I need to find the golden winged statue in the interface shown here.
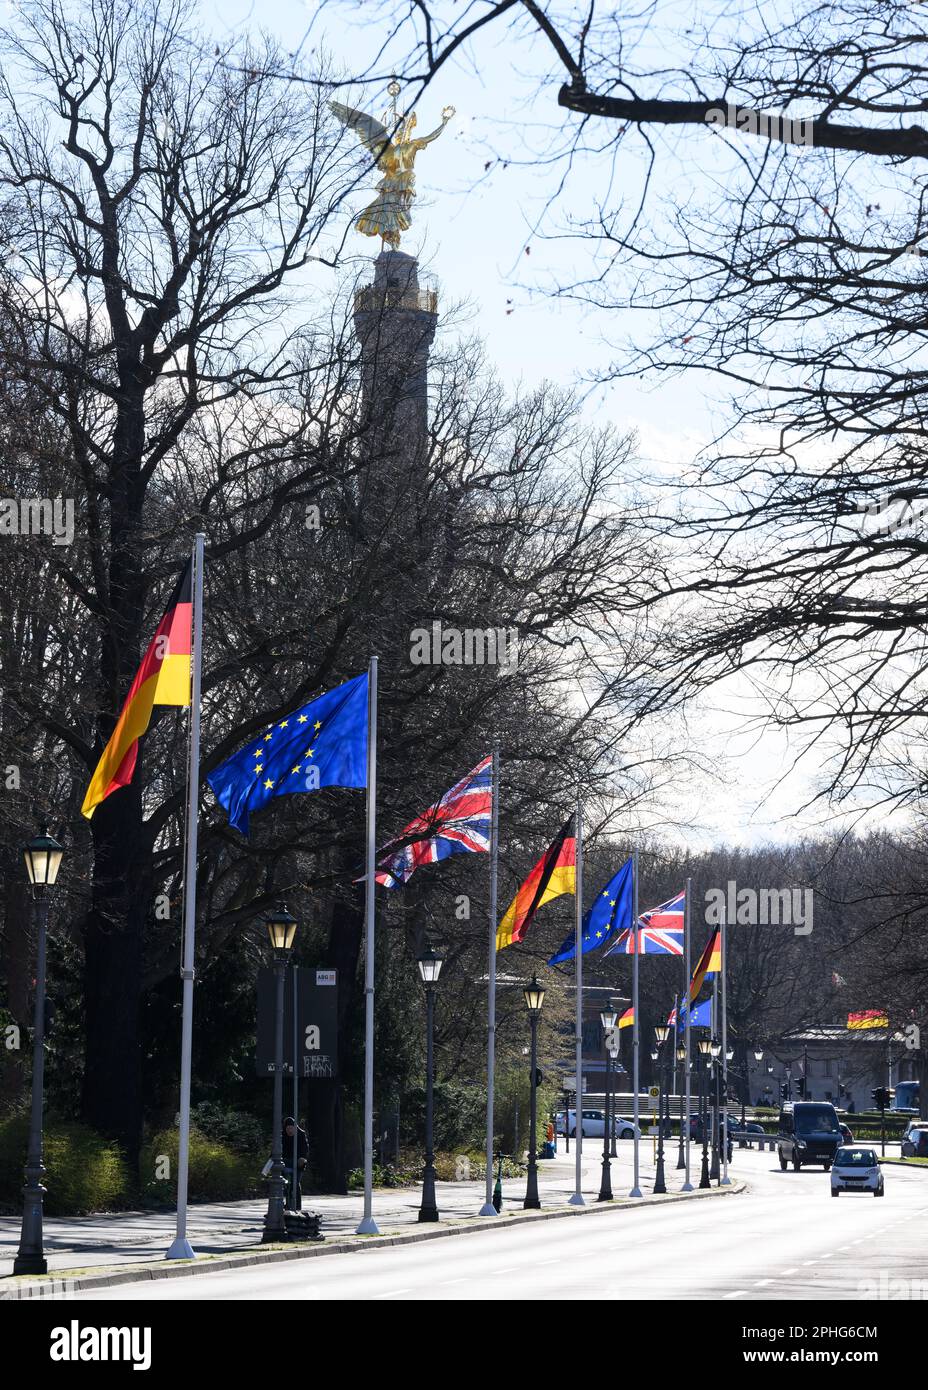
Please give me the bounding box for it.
[330,84,455,249]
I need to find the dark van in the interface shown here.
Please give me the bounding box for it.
[777,1102,842,1171]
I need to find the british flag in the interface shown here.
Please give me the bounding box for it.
[375,756,492,888]
[606,889,685,955]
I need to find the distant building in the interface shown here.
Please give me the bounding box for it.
[744,1025,917,1113]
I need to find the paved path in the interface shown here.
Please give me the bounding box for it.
[72,1146,928,1301]
[0,1137,667,1276]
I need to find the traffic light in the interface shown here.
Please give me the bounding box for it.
[535,1068,544,1088]
[780,1081,789,1100]
[872,1086,890,1110]
[794,1077,806,1098]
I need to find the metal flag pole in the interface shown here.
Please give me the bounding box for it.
[720,913,731,1185]
[167,532,205,1261]
[682,875,694,1190]
[356,655,380,1235]
[569,798,585,1205]
[630,847,642,1197]
[479,744,500,1216]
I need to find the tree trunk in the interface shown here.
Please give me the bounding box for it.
[80,778,150,1167]
[305,839,365,1193]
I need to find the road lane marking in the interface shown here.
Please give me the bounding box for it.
[754,1279,773,1286]
[724,1290,748,1299]
[439,1279,467,1286]
[373,1289,411,1299]
[780,1268,797,1276]
[490,1267,520,1275]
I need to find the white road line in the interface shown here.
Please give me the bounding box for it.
[490,1267,520,1275]
[802,1259,818,1265]
[754,1279,773,1286]
[372,1289,412,1299]
[724,1290,748,1299]
[780,1268,798,1276]
[439,1279,467,1286]
[538,1260,559,1266]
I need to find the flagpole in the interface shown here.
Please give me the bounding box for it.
[479,744,500,1216]
[720,912,731,1184]
[682,876,694,1189]
[629,846,642,1197]
[356,655,380,1235]
[166,533,204,1261]
[569,797,585,1205]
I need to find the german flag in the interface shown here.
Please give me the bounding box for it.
[618,1006,634,1030]
[847,1010,888,1030]
[81,562,193,818]
[688,927,721,1003]
[496,815,576,951]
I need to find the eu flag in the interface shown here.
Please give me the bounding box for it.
[207,673,368,835]
[547,858,634,965]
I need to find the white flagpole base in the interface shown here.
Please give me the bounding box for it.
[681,1181,695,1192]
[165,1237,196,1261]
[721,1176,733,1185]
[568,1192,585,1206]
[478,1202,498,1216]
[355,1217,380,1235]
[628,1186,643,1198]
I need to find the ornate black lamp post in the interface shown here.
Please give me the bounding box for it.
[522,974,546,1209]
[262,903,298,1243]
[417,942,445,1222]
[597,998,618,1201]
[742,1047,763,1127]
[709,1034,722,1181]
[13,825,63,1276]
[653,1024,671,1194]
[676,1043,687,1170]
[697,1037,712,1189]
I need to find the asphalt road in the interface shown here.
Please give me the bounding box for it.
[73,1146,928,1301]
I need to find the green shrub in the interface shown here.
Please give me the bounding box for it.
[140,1127,263,1204]
[0,1113,129,1215]
[189,1102,266,1156]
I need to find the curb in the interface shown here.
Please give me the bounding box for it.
[0,1181,744,1299]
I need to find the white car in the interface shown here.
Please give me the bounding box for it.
[830,1145,885,1197]
[557,1109,641,1140]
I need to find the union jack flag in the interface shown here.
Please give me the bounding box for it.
[375,756,492,888]
[606,889,685,955]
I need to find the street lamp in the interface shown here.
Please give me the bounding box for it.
[597,997,618,1201]
[523,974,545,1210]
[600,997,619,1165]
[676,1044,687,1170]
[262,903,297,1244]
[709,1035,722,1180]
[14,824,63,1276]
[697,1037,712,1189]
[418,943,445,1222]
[653,1024,671,1195]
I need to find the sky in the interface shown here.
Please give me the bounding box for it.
[190,0,911,850]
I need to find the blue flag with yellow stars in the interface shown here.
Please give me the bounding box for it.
[207,673,368,835]
[547,858,634,965]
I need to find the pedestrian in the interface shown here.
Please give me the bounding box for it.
[282,1116,308,1208]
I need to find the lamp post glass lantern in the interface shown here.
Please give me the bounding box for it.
[14,824,64,1276]
[697,1038,711,1189]
[418,942,445,1223]
[523,975,545,1210]
[653,1025,671,1195]
[262,904,297,1244]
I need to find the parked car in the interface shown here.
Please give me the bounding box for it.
[777,1101,842,1170]
[901,1121,928,1158]
[831,1146,884,1197]
[556,1109,640,1139]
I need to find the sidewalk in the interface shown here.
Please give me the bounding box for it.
[0,1139,734,1292]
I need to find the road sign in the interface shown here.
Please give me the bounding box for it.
[648,1085,659,1111]
[256,966,338,1078]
